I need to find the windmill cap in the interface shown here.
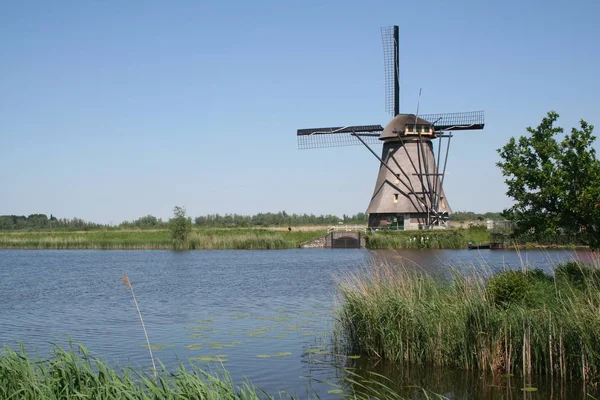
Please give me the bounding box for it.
[379,114,433,140]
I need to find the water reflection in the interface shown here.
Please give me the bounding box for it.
[368,249,581,278]
[344,357,595,399]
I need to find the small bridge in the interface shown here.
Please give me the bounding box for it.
[326,226,366,249]
[299,226,366,249]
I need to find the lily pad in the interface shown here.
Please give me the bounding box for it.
[188,333,210,339]
[305,348,329,355]
[185,326,212,331]
[257,352,292,358]
[222,341,242,347]
[138,344,174,351]
[190,355,228,363]
[245,332,268,338]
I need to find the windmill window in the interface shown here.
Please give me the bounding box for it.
[393,194,399,203]
[408,126,415,132]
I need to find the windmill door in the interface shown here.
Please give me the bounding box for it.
[391,216,404,231]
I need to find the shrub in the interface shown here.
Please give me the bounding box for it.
[168,206,192,248]
[554,261,600,290]
[486,270,530,307]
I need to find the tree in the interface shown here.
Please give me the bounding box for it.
[497,111,600,246]
[169,206,192,248]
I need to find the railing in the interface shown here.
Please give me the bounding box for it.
[327,225,367,233]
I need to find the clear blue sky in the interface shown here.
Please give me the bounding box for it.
[1,0,599,224]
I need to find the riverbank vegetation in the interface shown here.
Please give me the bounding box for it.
[365,226,490,249]
[0,226,493,250]
[0,229,326,250]
[0,344,436,400]
[0,345,292,399]
[336,259,600,382]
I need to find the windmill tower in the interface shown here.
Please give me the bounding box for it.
[297,26,485,230]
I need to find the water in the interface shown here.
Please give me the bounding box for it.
[0,249,591,398]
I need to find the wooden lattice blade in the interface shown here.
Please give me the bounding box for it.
[297,125,383,150]
[420,111,485,131]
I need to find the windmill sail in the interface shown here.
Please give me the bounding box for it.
[297,125,383,149]
[381,26,399,116]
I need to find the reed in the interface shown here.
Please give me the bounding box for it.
[335,258,600,382]
[0,229,326,250]
[0,344,286,400]
[0,344,438,399]
[121,273,157,380]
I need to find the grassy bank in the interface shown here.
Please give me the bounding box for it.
[0,229,326,250]
[0,344,434,400]
[365,227,490,249]
[336,259,600,382]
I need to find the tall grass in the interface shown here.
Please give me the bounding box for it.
[187,229,327,250]
[336,257,600,382]
[0,229,326,250]
[365,230,468,249]
[0,344,442,399]
[0,344,290,400]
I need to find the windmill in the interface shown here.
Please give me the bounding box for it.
[297,26,485,230]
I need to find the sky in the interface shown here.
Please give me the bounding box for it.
[1,0,599,224]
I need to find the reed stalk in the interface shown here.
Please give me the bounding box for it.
[121,273,157,380]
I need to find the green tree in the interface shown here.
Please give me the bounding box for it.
[169,206,192,248]
[497,111,600,246]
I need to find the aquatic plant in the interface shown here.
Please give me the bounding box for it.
[335,258,600,382]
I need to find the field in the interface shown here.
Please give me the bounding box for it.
[0,225,579,250]
[0,228,327,250]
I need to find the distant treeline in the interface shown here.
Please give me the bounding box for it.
[0,212,369,231]
[193,212,368,227]
[0,214,107,231]
[0,210,503,231]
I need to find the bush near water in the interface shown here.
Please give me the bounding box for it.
[336,260,600,382]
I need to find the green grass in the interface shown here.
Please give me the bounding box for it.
[365,227,490,249]
[0,344,290,399]
[0,344,442,399]
[0,229,326,250]
[335,258,600,382]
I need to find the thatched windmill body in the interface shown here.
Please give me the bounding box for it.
[297,26,484,230]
